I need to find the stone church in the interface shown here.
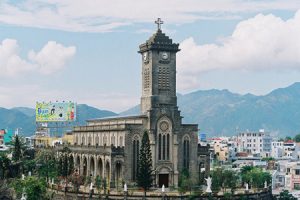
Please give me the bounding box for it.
[68,19,210,188]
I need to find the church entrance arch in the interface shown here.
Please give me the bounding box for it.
[157,167,171,188]
[105,162,110,185]
[98,158,103,177]
[90,157,95,176]
[159,174,169,188]
[83,157,87,176]
[115,161,122,188]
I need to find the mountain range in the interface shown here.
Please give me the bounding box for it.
[121,82,300,137]
[1,83,300,137]
[0,104,117,136]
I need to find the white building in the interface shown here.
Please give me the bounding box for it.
[237,129,272,157]
[271,141,284,158]
[283,140,296,158]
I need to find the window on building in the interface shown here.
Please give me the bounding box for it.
[103,136,107,146]
[75,136,78,144]
[287,168,290,173]
[132,136,140,180]
[296,169,300,175]
[88,136,92,145]
[294,183,300,190]
[95,135,99,146]
[158,133,170,161]
[119,136,123,147]
[183,136,190,169]
[111,135,115,146]
[82,136,85,145]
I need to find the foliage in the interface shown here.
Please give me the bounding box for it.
[35,150,58,180]
[95,175,102,198]
[210,168,239,194]
[261,157,275,161]
[68,172,84,193]
[241,167,271,189]
[294,134,300,142]
[0,180,13,199]
[210,168,223,193]
[11,176,48,200]
[178,169,192,194]
[284,136,292,142]
[12,135,22,162]
[57,147,73,178]
[0,153,11,179]
[278,190,297,200]
[223,169,239,193]
[137,131,153,195]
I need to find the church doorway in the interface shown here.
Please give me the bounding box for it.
[159,174,169,188]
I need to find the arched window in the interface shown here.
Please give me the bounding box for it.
[103,136,107,146]
[95,135,99,146]
[183,136,190,169]
[82,136,85,145]
[111,135,115,146]
[88,136,92,145]
[132,136,140,180]
[163,135,166,160]
[167,134,170,160]
[158,134,162,160]
[119,136,123,147]
[158,120,171,161]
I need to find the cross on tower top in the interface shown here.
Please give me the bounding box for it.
[155,18,164,30]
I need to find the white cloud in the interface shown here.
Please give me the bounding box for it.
[0,0,300,32]
[177,10,300,91]
[0,39,35,76]
[0,39,76,76]
[28,41,76,74]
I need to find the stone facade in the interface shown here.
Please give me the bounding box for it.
[66,22,210,188]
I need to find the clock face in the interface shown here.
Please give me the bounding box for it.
[161,52,169,60]
[143,52,148,62]
[160,121,169,131]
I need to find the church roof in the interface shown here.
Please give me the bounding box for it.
[139,29,180,53]
[86,114,147,122]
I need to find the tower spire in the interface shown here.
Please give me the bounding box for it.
[155,18,164,31]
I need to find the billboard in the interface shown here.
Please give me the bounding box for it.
[36,102,76,122]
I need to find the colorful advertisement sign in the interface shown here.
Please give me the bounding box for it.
[36,102,76,122]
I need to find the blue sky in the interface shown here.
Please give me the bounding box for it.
[1,0,300,112]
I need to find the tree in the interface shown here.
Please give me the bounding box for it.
[0,153,11,179]
[137,131,153,198]
[95,175,102,199]
[210,168,223,194]
[294,134,300,142]
[57,147,73,178]
[278,190,297,200]
[223,169,239,194]
[35,150,58,181]
[178,169,191,195]
[12,135,22,162]
[241,167,271,190]
[285,136,292,142]
[0,180,13,199]
[11,176,48,200]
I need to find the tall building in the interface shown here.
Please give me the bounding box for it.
[237,129,272,156]
[62,19,210,188]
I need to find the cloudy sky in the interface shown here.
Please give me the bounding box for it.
[1,0,300,112]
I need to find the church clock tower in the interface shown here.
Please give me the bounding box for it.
[139,18,180,114]
[138,18,188,188]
